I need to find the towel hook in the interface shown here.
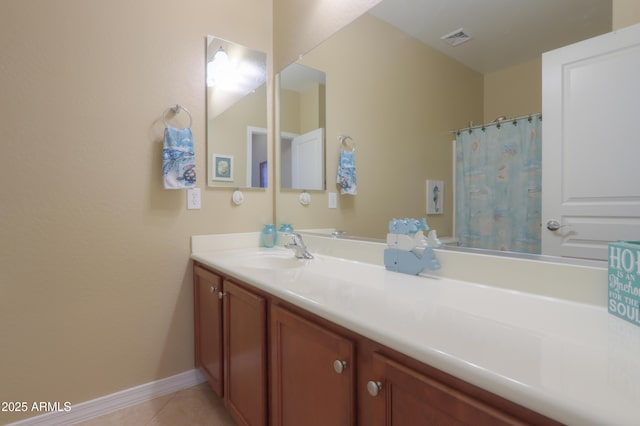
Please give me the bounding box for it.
[162,104,193,129]
[338,134,355,151]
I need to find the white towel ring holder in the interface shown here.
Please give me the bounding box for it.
[339,135,355,151]
[163,104,193,129]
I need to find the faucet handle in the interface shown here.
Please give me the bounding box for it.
[284,233,314,259]
[288,232,304,246]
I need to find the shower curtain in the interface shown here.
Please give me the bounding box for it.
[455,115,542,254]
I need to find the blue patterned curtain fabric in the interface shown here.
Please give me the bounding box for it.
[455,116,542,254]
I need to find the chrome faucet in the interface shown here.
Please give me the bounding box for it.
[285,233,314,259]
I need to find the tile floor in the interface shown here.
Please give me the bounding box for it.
[75,383,236,426]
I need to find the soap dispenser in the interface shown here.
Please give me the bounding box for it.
[261,224,277,248]
[279,223,293,233]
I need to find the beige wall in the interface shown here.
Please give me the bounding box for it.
[280,84,325,135]
[208,84,268,187]
[0,0,271,422]
[613,0,640,30]
[483,57,542,123]
[483,0,640,123]
[277,13,483,239]
[300,84,326,132]
[280,89,302,134]
[273,0,381,71]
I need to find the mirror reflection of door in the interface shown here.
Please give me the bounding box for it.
[279,63,326,190]
[247,127,268,188]
[287,128,325,190]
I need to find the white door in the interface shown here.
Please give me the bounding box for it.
[542,23,640,260]
[291,128,324,190]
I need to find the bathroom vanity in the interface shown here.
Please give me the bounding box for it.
[191,233,640,425]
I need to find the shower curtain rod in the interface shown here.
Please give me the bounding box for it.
[451,113,541,135]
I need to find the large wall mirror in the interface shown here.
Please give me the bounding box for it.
[275,0,615,261]
[279,63,326,190]
[206,36,268,188]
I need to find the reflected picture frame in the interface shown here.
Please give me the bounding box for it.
[426,180,444,215]
[212,154,234,181]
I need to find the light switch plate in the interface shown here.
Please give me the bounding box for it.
[187,188,201,209]
[328,192,337,209]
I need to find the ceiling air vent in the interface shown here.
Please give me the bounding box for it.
[440,28,472,47]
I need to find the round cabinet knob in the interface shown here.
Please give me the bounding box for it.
[210,286,217,294]
[367,380,383,397]
[333,360,347,374]
[218,291,225,300]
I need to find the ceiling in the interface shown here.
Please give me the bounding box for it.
[280,63,326,92]
[369,0,612,73]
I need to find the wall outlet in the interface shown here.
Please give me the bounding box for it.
[328,192,337,209]
[187,188,201,209]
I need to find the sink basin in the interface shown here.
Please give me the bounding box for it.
[235,250,310,270]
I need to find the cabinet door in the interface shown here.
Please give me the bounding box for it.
[193,265,223,397]
[271,305,355,426]
[367,353,522,426]
[223,280,267,426]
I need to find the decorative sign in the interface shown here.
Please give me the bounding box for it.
[608,241,640,327]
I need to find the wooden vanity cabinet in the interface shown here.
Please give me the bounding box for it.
[270,305,355,426]
[194,264,268,426]
[193,265,223,396]
[270,306,559,426]
[195,262,560,426]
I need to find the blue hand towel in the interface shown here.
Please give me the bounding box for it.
[163,127,196,189]
[337,149,357,195]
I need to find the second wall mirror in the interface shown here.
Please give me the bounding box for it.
[206,35,268,188]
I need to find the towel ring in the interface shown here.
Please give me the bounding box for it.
[162,104,192,129]
[339,135,355,151]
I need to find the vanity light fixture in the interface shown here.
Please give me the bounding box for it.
[207,44,265,95]
[207,46,231,87]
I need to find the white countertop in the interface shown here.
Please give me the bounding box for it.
[191,235,640,426]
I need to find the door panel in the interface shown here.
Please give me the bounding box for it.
[542,23,640,260]
[292,127,325,190]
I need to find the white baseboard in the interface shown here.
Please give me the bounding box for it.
[7,369,207,426]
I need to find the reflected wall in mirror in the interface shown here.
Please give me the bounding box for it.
[275,0,617,260]
[279,63,326,190]
[206,35,268,188]
[277,9,483,238]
